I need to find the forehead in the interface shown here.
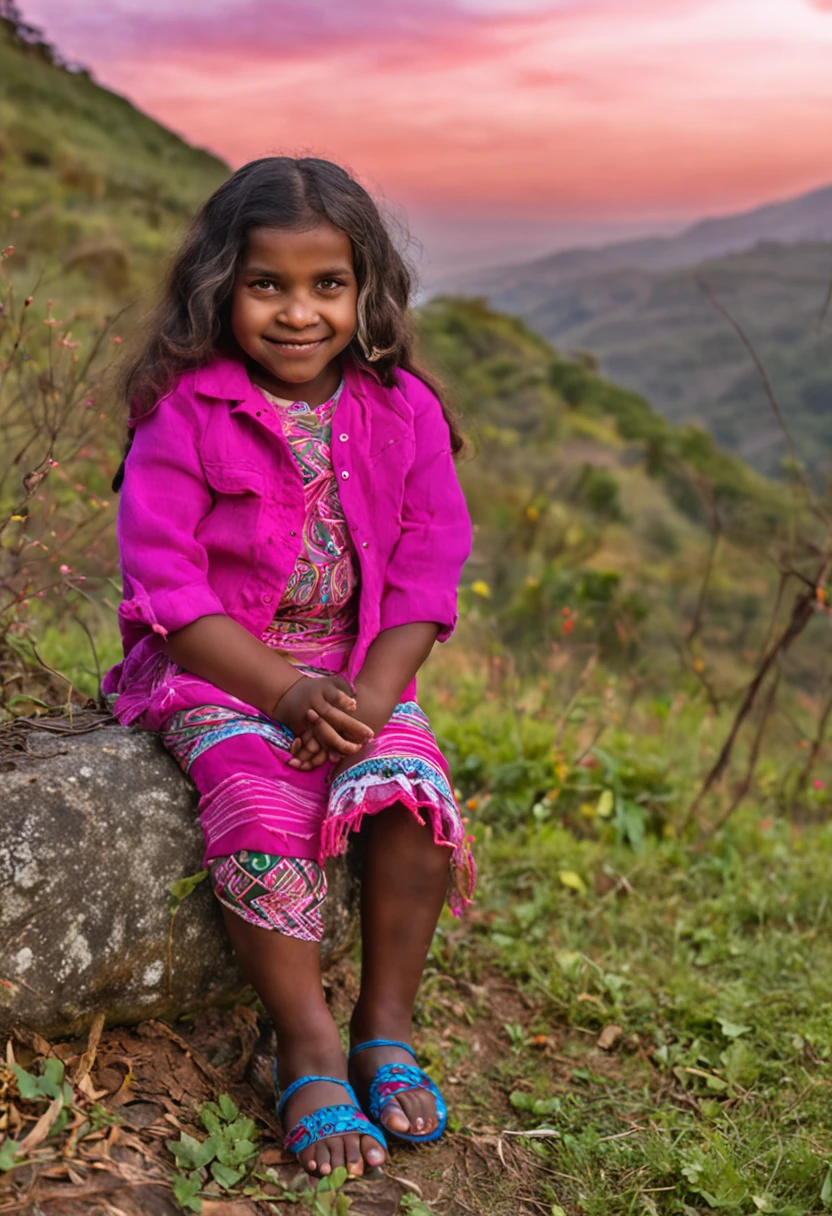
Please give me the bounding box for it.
[243,223,353,271]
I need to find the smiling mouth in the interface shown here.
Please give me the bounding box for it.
[263,336,327,351]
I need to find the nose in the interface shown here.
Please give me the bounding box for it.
[278,291,318,329]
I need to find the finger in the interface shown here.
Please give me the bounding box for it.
[295,734,324,763]
[312,718,364,755]
[330,675,357,698]
[313,703,374,742]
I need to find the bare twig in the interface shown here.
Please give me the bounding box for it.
[685,576,827,827]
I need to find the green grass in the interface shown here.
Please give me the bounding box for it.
[421,680,832,1216]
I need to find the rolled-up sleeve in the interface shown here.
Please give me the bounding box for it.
[117,390,226,638]
[378,376,472,641]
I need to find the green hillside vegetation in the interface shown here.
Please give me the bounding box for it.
[0,12,228,317]
[447,241,832,482]
[417,297,821,693]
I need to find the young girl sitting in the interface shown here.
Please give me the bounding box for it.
[103,156,473,1179]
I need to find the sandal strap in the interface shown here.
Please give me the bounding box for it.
[283,1102,387,1157]
[274,1070,357,1120]
[348,1038,417,1061]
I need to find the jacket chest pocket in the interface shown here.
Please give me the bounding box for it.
[202,462,265,497]
[198,462,265,560]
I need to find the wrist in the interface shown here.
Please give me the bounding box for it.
[270,670,306,720]
[353,681,399,734]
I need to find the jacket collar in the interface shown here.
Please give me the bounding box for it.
[193,348,382,403]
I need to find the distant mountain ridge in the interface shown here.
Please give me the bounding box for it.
[440,184,832,481]
[451,181,832,295]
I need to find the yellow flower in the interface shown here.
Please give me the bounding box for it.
[471,580,491,599]
[525,505,539,522]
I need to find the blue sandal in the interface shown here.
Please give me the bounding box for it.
[348,1039,448,1144]
[273,1064,388,1161]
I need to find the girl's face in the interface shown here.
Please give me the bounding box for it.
[231,222,359,402]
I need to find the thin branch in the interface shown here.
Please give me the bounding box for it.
[697,278,823,518]
[684,571,828,828]
[796,685,832,794]
[702,664,782,837]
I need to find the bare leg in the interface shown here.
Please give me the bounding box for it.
[349,805,451,1136]
[220,908,386,1175]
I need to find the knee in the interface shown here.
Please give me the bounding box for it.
[209,852,328,943]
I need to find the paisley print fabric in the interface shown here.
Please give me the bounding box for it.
[259,382,359,669]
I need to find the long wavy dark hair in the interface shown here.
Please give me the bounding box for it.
[113,157,462,489]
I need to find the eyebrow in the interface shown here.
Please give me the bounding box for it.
[241,265,353,278]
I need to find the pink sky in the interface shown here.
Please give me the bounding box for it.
[22,0,832,272]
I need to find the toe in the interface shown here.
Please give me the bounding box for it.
[344,1133,364,1177]
[381,1097,411,1134]
[300,1146,318,1175]
[398,1089,436,1136]
[316,1141,332,1177]
[328,1135,346,1173]
[361,1133,386,1169]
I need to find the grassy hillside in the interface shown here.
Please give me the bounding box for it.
[0,14,228,317]
[415,297,823,691]
[444,241,832,482]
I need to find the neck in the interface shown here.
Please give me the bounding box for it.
[246,356,343,409]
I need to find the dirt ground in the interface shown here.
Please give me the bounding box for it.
[0,958,558,1216]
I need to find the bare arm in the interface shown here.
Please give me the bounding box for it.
[166,614,303,717]
[166,615,373,759]
[353,621,440,732]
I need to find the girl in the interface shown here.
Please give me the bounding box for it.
[103,157,473,1179]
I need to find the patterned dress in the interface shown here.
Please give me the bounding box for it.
[159,383,473,942]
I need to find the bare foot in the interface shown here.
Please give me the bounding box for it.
[277,1025,387,1177]
[348,1033,439,1139]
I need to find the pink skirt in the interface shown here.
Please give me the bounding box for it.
[160,692,475,915]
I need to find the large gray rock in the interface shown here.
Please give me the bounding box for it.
[0,721,357,1037]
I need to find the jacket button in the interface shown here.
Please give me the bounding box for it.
[339,433,348,442]
[290,530,297,537]
[262,594,273,604]
[362,541,369,548]
[341,470,349,480]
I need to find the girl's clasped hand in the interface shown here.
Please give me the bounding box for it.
[275,674,373,769]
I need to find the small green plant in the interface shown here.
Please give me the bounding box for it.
[12,1056,74,1106]
[504,1022,526,1052]
[399,1193,439,1215]
[252,1166,354,1214]
[167,1093,259,1212]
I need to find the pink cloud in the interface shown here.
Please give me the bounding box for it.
[19,0,832,236]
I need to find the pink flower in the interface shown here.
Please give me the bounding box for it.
[59,564,71,574]
[813,780,825,791]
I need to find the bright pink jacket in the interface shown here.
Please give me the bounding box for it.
[102,352,471,726]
